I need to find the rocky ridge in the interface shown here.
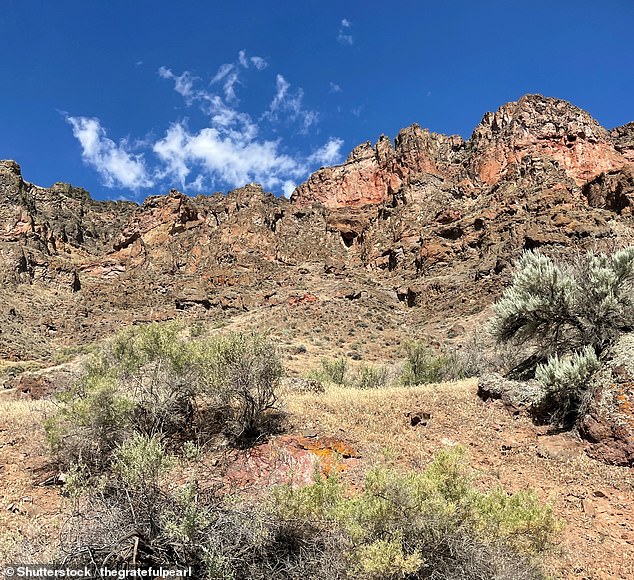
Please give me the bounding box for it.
[292,95,632,207]
[2,95,634,364]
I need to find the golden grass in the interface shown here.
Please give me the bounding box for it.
[0,398,53,430]
[284,379,481,469]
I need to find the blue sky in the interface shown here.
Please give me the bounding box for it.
[1,0,633,201]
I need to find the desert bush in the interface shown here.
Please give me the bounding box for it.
[441,345,488,381]
[273,447,558,579]
[534,346,600,427]
[490,248,634,424]
[45,324,282,472]
[491,248,634,362]
[308,357,349,385]
[199,332,282,439]
[44,372,135,472]
[353,364,390,389]
[400,341,447,385]
[57,446,555,579]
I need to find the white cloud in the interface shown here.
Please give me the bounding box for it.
[270,74,290,111]
[329,82,342,93]
[250,56,267,70]
[308,138,344,166]
[266,74,319,134]
[338,18,354,45]
[66,116,152,190]
[282,180,296,198]
[154,121,306,191]
[152,122,191,185]
[209,63,241,101]
[210,63,234,84]
[68,50,342,197]
[158,67,198,102]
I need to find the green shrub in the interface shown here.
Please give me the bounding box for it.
[490,248,633,424]
[55,445,557,579]
[308,357,349,385]
[441,343,489,380]
[44,373,135,472]
[273,447,558,579]
[534,346,600,427]
[46,324,283,472]
[353,365,389,389]
[491,248,634,363]
[200,332,282,439]
[400,341,447,385]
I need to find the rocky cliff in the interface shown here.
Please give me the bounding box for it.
[1,94,634,364]
[291,94,631,206]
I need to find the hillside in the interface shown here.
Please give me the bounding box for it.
[2,94,634,578]
[1,94,634,364]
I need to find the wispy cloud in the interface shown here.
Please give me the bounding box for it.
[66,50,343,198]
[66,116,153,190]
[329,81,342,93]
[337,18,354,45]
[309,138,344,166]
[250,56,267,70]
[265,74,319,133]
[158,67,198,102]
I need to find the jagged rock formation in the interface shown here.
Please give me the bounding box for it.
[1,94,634,366]
[292,94,631,207]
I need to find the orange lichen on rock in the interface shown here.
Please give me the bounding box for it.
[223,435,358,490]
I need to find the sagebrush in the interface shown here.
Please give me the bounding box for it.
[45,324,282,472]
[491,247,634,425]
[56,445,558,579]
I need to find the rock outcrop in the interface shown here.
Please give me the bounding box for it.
[579,334,634,467]
[291,126,466,208]
[467,95,626,186]
[292,94,632,208]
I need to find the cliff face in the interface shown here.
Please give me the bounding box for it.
[468,95,626,185]
[1,94,634,363]
[290,126,466,208]
[292,94,631,207]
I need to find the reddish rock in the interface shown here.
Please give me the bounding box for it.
[468,94,626,186]
[223,435,358,490]
[287,293,318,306]
[291,126,466,208]
[292,94,630,209]
[113,189,201,251]
[2,94,634,374]
[579,335,634,467]
[291,140,401,208]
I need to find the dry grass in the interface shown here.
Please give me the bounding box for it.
[286,379,491,467]
[284,379,634,579]
[0,398,61,564]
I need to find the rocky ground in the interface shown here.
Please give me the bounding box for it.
[2,372,633,579]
